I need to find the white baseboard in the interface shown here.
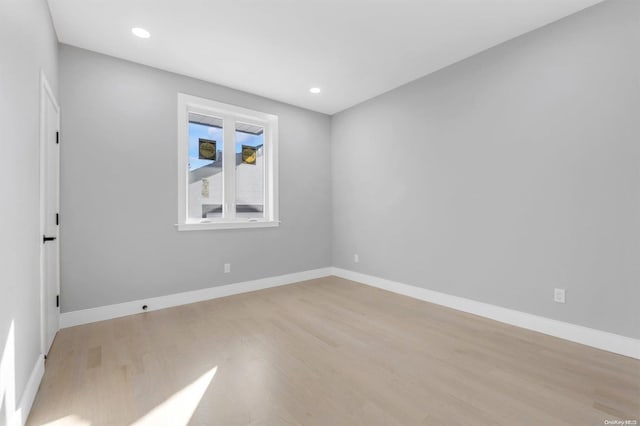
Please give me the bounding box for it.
[10,355,44,426]
[331,267,640,360]
[60,267,332,328]
[59,265,639,359]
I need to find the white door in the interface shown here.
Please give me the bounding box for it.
[40,73,60,356]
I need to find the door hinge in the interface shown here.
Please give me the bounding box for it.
[56,294,59,308]
[56,131,59,144]
[56,213,59,226]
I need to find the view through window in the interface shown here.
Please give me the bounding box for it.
[178,94,278,230]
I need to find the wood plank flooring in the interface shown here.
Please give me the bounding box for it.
[27,276,640,425]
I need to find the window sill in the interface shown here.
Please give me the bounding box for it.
[175,220,280,231]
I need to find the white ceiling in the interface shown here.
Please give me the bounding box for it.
[47,0,604,115]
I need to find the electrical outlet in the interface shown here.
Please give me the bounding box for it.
[354,254,359,263]
[554,288,566,304]
[224,263,231,273]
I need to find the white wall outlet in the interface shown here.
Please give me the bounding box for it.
[554,288,566,304]
[224,263,231,273]
[353,254,359,263]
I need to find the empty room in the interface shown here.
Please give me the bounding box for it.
[1,0,639,425]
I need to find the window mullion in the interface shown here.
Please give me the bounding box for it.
[223,116,236,220]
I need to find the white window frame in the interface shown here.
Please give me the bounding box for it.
[177,93,279,231]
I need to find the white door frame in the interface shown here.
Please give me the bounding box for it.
[39,71,60,356]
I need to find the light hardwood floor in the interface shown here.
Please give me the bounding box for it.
[28,276,639,425]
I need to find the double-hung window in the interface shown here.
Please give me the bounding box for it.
[177,93,279,230]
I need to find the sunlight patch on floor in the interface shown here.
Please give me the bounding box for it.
[131,366,218,426]
[42,414,92,426]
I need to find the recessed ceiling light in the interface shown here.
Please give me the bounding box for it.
[131,27,151,39]
[309,87,321,94]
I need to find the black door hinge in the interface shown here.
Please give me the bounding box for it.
[56,295,59,308]
[56,131,59,144]
[56,213,59,226]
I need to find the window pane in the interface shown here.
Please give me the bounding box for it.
[235,122,264,219]
[188,113,223,220]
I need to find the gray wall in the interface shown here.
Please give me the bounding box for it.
[59,45,332,312]
[0,0,59,418]
[331,0,640,338]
